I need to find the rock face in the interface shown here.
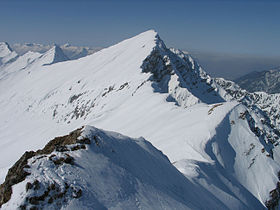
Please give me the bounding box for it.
[0,151,34,207]
[216,77,280,137]
[0,42,18,65]
[235,67,280,94]
[0,127,85,208]
[1,30,280,209]
[40,45,69,65]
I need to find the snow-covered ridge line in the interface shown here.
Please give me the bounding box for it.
[141,34,226,108]
[1,125,232,209]
[216,77,280,143]
[11,42,102,60]
[234,66,280,94]
[0,42,18,65]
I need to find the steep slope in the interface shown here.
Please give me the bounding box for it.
[216,77,280,134]
[60,43,101,60]
[235,67,280,94]
[0,42,18,65]
[0,30,279,209]
[40,45,69,65]
[0,45,70,80]
[1,126,233,210]
[0,51,42,79]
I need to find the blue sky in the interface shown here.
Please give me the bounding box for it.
[1,0,279,78]
[1,0,279,56]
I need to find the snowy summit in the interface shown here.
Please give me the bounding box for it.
[0,30,280,209]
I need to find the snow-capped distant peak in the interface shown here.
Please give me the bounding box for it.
[0,42,18,65]
[0,42,13,57]
[235,66,280,94]
[40,44,69,65]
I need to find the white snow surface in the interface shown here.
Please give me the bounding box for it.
[3,125,233,210]
[11,42,101,60]
[0,42,18,65]
[0,30,280,209]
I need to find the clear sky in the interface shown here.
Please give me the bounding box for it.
[1,0,279,56]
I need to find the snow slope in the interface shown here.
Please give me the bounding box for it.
[0,30,280,209]
[0,42,18,66]
[216,77,280,135]
[2,126,234,210]
[0,45,69,79]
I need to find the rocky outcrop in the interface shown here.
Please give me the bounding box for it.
[0,126,90,208]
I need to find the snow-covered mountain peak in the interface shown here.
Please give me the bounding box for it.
[1,30,280,209]
[0,42,18,65]
[0,42,13,57]
[41,44,69,65]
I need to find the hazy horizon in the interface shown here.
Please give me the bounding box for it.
[1,0,279,79]
[6,39,280,80]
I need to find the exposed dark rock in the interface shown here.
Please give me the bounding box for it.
[0,151,35,207]
[33,180,40,190]
[265,171,280,209]
[36,127,83,155]
[0,126,89,207]
[102,86,114,97]
[26,182,32,192]
[72,189,82,198]
[48,197,53,204]
[69,93,83,103]
[119,82,129,90]
[30,206,38,210]
[77,137,91,145]
[19,204,26,210]
[50,154,74,166]
[55,145,70,152]
[71,144,86,151]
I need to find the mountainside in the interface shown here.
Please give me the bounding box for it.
[235,67,280,94]
[2,125,225,210]
[216,77,280,135]
[0,42,18,65]
[40,45,69,65]
[1,30,280,209]
[11,43,101,60]
[0,45,69,79]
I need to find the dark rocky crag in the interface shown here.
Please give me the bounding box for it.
[0,126,90,208]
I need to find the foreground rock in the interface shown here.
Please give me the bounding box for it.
[1,125,231,210]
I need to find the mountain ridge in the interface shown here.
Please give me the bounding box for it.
[0,30,280,209]
[11,42,101,60]
[2,125,239,209]
[235,66,280,94]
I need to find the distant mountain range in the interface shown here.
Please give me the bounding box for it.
[11,43,102,60]
[235,67,280,94]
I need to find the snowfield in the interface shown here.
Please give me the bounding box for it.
[0,30,280,209]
